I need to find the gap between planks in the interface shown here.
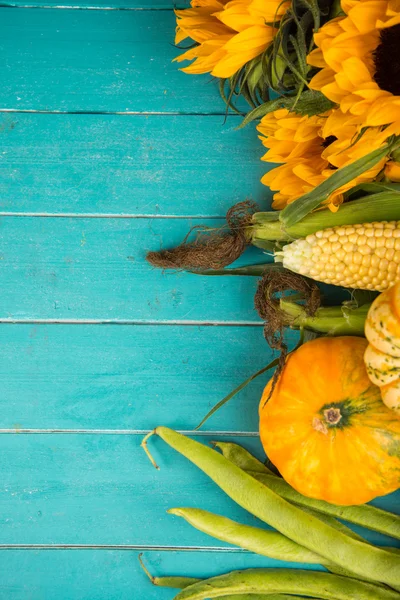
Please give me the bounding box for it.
[0,4,186,9]
[0,429,259,436]
[0,544,249,552]
[0,319,263,325]
[0,109,235,117]
[0,213,227,219]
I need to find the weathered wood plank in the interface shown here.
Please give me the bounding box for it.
[0,9,235,113]
[0,434,398,547]
[0,323,279,431]
[2,0,190,7]
[0,549,324,600]
[4,1,189,6]
[0,113,269,216]
[0,217,266,321]
[0,434,265,545]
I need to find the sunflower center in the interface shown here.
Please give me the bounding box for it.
[374,24,400,95]
[322,135,337,148]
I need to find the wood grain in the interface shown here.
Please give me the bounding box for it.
[0,216,268,321]
[1,4,399,598]
[0,433,398,547]
[0,113,270,216]
[0,9,242,113]
[0,433,266,546]
[0,549,324,600]
[4,1,189,6]
[0,323,279,431]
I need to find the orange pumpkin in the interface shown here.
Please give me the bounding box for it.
[259,336,400,505]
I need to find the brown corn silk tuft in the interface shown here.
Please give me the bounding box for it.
[146,201,257,270]
[255,269,321,400]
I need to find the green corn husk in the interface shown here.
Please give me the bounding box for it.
[278,298,369,336]
[146,192,400,277]
[248,192,400,248]
[280,140,400,227]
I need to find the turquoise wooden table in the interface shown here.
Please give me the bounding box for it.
[0,2,398,598]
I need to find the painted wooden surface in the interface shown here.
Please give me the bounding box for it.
[0,433,397,548]
[0,2,399,599]
[0,9,243,113]
[0,217,267,321]
[0,324,275,431]
[0,551,324,600]
[0,113,269,216]
[4,0,190,7]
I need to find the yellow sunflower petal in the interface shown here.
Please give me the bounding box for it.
[307,0,400,126]
[307,47,326,68]
[341,0,359,13]
[347,1,387,34]
[211,25,275,77]
[215,1,259,32]
[335,56,373,90]
[365,98,400,126]
[385,161,400,181]
[248,0,291,22]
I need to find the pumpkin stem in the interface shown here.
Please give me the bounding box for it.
[323,407,343,426]
[313,407,343,434]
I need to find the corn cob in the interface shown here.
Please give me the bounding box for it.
[277,221,400,291]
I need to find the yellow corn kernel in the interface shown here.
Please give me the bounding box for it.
[278,221,400,291]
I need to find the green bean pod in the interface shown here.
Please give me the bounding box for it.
[169,506,376,583]
[169,507,325,564]
[173,568,400,600]
[143,427,400,588]
[139,569,309,600]
[215,442,400,541]
[139,556,324,599]
[212,442,273,475]
[252,472,400,542]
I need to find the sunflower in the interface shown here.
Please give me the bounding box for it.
[174,0,290,78]
[257,108,400,210]
[307,0,400,127]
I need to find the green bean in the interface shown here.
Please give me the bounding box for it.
[147,575,200,589]
[252,472,400,541]
[215,442,400,540]
[142,428,400,587]
[172,568,400,600]
[169,506,373,583]
[138,555,323,599]
[169,507,325,564]
[139,553,200,589]
[212,442,273,475]
[299,506,365,543]
[293,507,389,584]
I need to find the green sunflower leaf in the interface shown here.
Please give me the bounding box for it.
[297,0,321,28]
[238,97,287,128]
[239,90,335,128]
[289,89,335,115]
